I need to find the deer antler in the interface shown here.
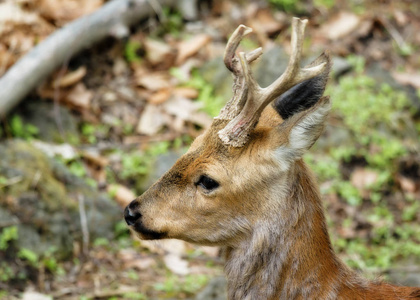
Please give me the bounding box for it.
[218,25,263,121]
[217,18,328,147]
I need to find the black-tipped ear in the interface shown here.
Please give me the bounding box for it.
[273,52,331,120]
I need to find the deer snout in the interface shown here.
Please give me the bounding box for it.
[124,200,142,226]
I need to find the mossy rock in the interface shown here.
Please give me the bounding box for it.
[0,140,121,258]
[0,140,73,211]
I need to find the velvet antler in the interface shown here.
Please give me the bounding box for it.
[217,18,329,147]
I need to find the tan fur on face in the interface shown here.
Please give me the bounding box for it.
[134,118,287,246]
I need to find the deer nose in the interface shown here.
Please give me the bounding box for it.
[124,200,142,226]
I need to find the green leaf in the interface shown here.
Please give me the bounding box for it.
[18,248,39,267]
[0,226,18,251]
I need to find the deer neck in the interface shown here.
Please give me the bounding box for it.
[224,160,352,300]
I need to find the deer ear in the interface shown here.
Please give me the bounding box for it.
[273,52,331,120]
[273,97,331,169]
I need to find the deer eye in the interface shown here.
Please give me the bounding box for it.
[196,175,219,191]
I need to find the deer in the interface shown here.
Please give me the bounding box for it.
[124,18,420,299]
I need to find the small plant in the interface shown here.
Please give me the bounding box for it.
[154,273,209,297]
[18,248,39,267]
[120,141,170,180]
[0,262,14,282]
[0,226,18,251]
[115,220,130,239]
[122,292,147,300]
[125,40,142,63]
[68,160,87,178]
[160,7,183,37]
[268,0,299,12]
[314,0,335,9]
[187,71,225,117]
[9,115,39,139]
[81,123,97,144]
[335,181,362,206]
[93,237,109,247]
[183,274,208,294]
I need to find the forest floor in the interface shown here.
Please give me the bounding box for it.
[1,0,420,299]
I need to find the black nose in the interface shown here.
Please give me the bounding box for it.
[124,200,142,226]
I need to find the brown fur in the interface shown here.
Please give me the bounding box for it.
[126,101,419,299]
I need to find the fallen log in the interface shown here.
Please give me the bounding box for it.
[0,0,176,118]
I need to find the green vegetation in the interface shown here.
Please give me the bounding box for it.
[188,71,225,117]
[9,115,39,140]
[120,141,170,181]
[154,273,209,297]
[170,66,226,117]
[0,226,18,250]
[121,292,147,300]
[268,0,300,13]
[0,262,15,282]
[314,0,335,9]
[0,226,64,283]
[125,40,142,63]
[159,7,184,37]
[18,248,39,267]
[81,123,110,144]
[310,56,412,204]
[306,55,420,275]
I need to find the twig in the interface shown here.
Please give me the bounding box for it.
[31,170,41,188]
[53,286,145,299]
[53,62,70,141]
[378,16,411,53]
[0,0,176,118]
[78,194,89,256]
[0,175,23,189]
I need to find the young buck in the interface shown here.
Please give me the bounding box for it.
[124,18,420,299]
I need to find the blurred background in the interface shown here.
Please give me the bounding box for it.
[0,0,419,299]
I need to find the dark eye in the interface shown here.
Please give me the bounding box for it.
[196,175,219,191]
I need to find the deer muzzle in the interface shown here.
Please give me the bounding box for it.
[124,199,167,240]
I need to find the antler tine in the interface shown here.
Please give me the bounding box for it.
[223,25,253,74]
[218,17,329,147]
[218,25,263,121]
[238,52,259,94]
[245,47,263,64]
[262,18,327,101]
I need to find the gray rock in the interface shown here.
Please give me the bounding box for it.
[177,0,198,21]
[316,124,353,151]
[17,101,80,143]
[388,256,420,287]
[200,57,232,102]
[331,56,353,78]
[253,46,289,88]
[195,276,227,300]
[366,63,420,116]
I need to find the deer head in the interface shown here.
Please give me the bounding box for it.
[124,18,331,247]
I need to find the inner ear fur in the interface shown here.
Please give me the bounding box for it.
[272,96,331,156]
[273,52,331,120]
